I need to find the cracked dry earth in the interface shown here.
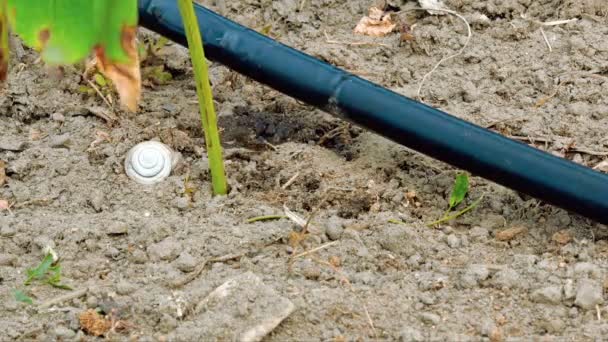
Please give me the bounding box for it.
[1,0,608,341]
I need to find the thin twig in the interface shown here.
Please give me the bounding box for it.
[539,27,552,52]
[281,172,301,190]
[506,135,553,144]
[291,241,339,260]
[246,215,287,223]
[86,79,114,112]
[571,148,608,157]
[38,288,88,309]
[398,8,472,101]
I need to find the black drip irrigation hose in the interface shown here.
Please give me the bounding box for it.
[138,0,608,225]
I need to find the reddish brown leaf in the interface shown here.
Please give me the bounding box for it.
[94,26,141,112]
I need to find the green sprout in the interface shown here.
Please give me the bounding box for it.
[427,173,483,227]
[177,0,228,195]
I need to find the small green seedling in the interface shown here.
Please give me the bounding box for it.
[24,252,72,290]
[13,289,33,305]
[427,173,484,227]
[177,0,228,195]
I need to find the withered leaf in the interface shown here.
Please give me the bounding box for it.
[354,7,397,37]
[94,26,141,112]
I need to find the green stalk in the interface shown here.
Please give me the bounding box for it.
[177,0,227,195]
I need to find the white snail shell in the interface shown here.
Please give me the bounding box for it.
[125,141,179,185]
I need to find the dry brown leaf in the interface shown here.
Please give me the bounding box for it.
[552,230,572,245]
[0,160,6,187]
[79,309,111,337]
[94,26,141,112]
[495,226,527,241]
[354,7,397,37]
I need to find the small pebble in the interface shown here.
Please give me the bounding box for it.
[53,326,76,340]
[301,259,321,280]
[173,197,190,210]
[418,292,436,305]
[446,234,460,248]
[419,312,440,325]
[51,113,65,122]
[147,237,182,261]
[175,251,197,273]
[131,249,148,264]
[530,286,563,305]
[399,327,424,342]
[0,225,16,237]
[491,268,521,289]
[105,247,121,259]
[0,253,16,266]
[575,278,604,309]
[325,217,344,241]
[115,281,136,295]
[49,133,72,148]
[460,264,489,288]
[563,279,576,300]
[469,226,489,241]
[106,222,129,235]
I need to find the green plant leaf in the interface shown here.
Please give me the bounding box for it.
[4,0,141,111]
[25,253,54,285]
[448,173,469,210]
[13,289,33,304]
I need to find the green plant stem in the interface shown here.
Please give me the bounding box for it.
[427,194,485,227]
[246,215,288,223]
[177,0,227,195]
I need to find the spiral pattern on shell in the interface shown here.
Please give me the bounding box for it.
[125,141,176,185]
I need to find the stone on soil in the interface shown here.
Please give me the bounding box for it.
[575,279,604,309]
[172,272,294,342]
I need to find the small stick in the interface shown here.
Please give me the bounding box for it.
[246,215,287,223]
[86,79,114,112]
[38,288,88,309]
[571,148,608,157]
[291,241,339,260]
[506,135,553,144]
[281,172,301,190]
[539,27,552,52]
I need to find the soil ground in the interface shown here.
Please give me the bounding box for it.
[1,0,608,341]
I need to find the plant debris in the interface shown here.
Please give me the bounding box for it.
[496,226,528,242]
[79,309,112,337]
[354,7,397,37]
[0,160,6,186]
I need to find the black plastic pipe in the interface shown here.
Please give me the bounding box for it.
[138,0,608,225]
